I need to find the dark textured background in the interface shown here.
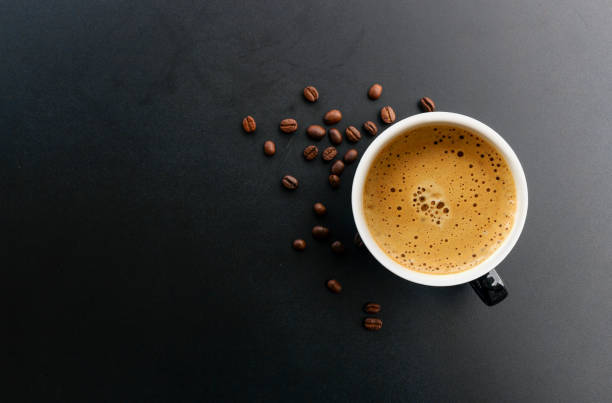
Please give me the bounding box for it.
[4,0,612,401]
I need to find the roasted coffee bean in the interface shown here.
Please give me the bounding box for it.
[242,115,256,133]
[307,125,327,140]
[329,174,341,188]
[363,302,381,314]
[312,225,330,239]
[281,175,298,190]
[303,86,319,102]
[328,128,343,145]
[303,145,319,160]
[354,232,364,248]
[322,146,338,161]
[343,148,358,164]
[326,279,342,293]
[363,317,383,330]
[419,96,435,112]
[368,83,383,100]
[280,118,298,133]
[363,121,378,136]
[380,106,396,124]
[330,160,345,175]
[263,140,276,156]
[324,109,342,125]
[313,202,327,216]
[331,241,344,254]
[345,126,362,142]
[293,239,306,251]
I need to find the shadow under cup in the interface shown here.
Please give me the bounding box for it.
[351,112,528,305]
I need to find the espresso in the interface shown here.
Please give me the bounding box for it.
[363,125,517,274]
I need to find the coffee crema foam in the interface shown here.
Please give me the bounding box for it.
[363,125,517,274]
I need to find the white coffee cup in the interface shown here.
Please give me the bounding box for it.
[351,112,528,302]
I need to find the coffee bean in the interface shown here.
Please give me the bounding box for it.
[363,317,383,330]
[280,118,298,133]
[303,145,319,160]
[354,232,365,248]
[363,302,381,314]
[312,225,330,239]
[331,240,344,254]
[293,239,306,251]
[419,96,435,112]
[330,159,345,175]
[324,109,342,125]
[322,146,338,161]
[313,202,327,216]
[328,128,343,145]
[307,124,327,140]
[345,126,362,142]
[343,149,358,164]
[368,83,383,100]
[380,106,396,124]
[328,174,340,188]
[326,279,342,293]
[303,86,319,102]
[363,121,378,136]
[242,115,256,133]
[263,140,276,156]
[281,175,298,190]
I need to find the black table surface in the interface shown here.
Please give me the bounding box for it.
[5,0,612,401]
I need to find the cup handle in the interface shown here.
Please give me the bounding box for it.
[469,269,508,306]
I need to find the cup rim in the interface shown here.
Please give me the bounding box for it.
[351,112,528,287]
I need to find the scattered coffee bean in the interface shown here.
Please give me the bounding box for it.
[363,317,383,330]
[303,145,319,160]
[343,148,358,164]
[313,202,327,216]
[380,106,396,124]
[303,86,319,102]
[368,83,383,100]
[322,146,338,161]
[326,279,342,293]
[330,159,345,175]
[345,126,362,142]
[331,241,344,254]
[280,118,298,133]
[328,128,343,145]
[363,121,378,136]
[329,174,340,188]
[419,96,435,112]
[307,124,327,140]
[324,109,342,125]
[363,302,381,314]
[354,232,365,248]
[281,175,298,190]
[312,225,330,239]
[263,140,276,156]
[242,115,256,133]
[293,239,306,251]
